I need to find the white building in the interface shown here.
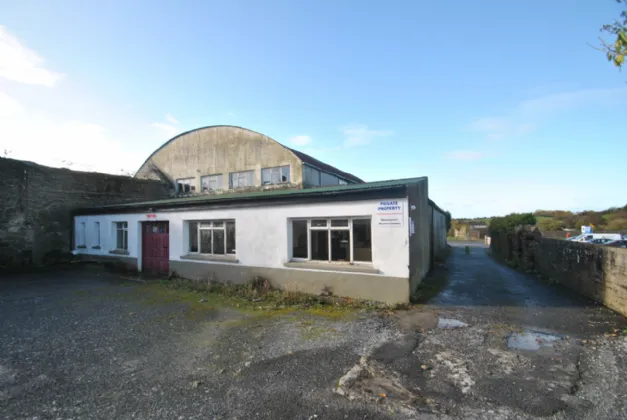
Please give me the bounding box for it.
[74,177,447,303]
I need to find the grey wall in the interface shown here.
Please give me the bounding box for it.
[0,158,171,270]
[491,228,627,317]
[135,126,304,191]
[431,205,448,260]
[170,260,410,304]
[407,179,431,293]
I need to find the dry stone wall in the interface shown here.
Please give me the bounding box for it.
[491,227,627,316]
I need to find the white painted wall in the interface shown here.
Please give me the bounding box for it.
[74,197,410,278]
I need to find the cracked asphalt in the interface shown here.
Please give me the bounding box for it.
[2,243,627,419]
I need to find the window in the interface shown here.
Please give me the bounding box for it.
[339,179,348,185]
[188,221,235,255]
[177,178,196,193]
[201,174,223,192]
[93,222,101,247]
[262,165,290,185]
[77,222,86,247]
[115,222,128,250]
[290,218,372,263]
[229,170,254,189]
[303,165,321,186]
[320,172,340,186]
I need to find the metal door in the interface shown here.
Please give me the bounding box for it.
[142,222,170,275]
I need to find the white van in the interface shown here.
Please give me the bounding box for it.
[567,233,622,242]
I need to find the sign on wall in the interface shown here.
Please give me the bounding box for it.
[376,200,404,227]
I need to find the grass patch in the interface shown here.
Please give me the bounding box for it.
[133,276,401,319]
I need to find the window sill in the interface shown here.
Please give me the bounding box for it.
[284,261,379,274]
[109,249,130,255]
[76,245,87,249]
[180,254,239,263]
[91,246,101,250]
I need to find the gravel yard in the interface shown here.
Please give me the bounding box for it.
[0,269,400,420]
[3,250,627,420]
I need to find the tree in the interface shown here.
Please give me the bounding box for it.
[598,0,627,69]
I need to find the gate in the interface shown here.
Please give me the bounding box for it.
[142,221,170,275]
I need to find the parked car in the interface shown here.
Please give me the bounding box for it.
[590,238,616,245]
[567,233,622,243]
[604,240,627,248]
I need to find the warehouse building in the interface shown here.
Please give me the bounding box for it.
[73,126,447,303]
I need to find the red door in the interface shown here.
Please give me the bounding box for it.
[142,222,170,275]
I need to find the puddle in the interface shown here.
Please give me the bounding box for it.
[437,318,468,329]
[507,330,560,351]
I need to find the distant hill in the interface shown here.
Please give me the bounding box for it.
[532,206,627,231]
[451,205,627,233]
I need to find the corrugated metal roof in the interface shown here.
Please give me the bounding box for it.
[89,176,427,210]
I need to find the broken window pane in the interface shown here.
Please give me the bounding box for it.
[189,222,198,252]
[352,219,372,261]
[226,221,236,254]
[213,230,225,254]
[331,230,350,261]
[292,220,308,258]
[200,230,212,254]
[311,230,328,261]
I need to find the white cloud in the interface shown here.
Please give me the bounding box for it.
[445,150,484,161]
[341,124,393,147]
[0,92,144,174]
[469,87,627,140]
[165,113,178,124]
[0,25,65,87]
[289,135,312,146]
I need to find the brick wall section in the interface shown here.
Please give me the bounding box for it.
[0,158,171,269]
[491,228,627,316]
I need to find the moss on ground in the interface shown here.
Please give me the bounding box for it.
[117,278,389,322]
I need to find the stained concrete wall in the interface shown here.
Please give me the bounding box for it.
[0,158,171,269]
[491,229,627,317]
[407,179,431,293]
[170,261,410,303]
[135,126,304,190]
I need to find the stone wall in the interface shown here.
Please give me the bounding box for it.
[0,158,171,270]
[491,228,627,316]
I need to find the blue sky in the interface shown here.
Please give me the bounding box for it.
[0,0,625,217]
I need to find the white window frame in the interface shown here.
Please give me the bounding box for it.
[291,217,372,264]
[188,220,236,255]
[93,222,101,248]
[177,177,196,193]
[114,222,128,251]
[229,170,254,189]
[201,174,223,192]
[77,222,86,247]
[261,165,290,185]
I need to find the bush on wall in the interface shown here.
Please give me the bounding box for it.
[489,213,536,236]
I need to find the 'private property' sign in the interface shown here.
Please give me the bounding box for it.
[376,200,404,227]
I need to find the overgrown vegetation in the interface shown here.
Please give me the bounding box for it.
[488,213,537,236]
[533,205,627,231]
[149,276,404,314]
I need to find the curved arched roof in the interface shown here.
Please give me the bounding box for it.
[135,125,363,183]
